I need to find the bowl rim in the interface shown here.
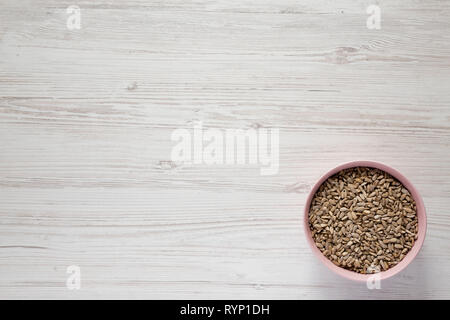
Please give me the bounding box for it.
[303,160,427,282]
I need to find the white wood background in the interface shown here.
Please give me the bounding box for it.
[0,0,449,299]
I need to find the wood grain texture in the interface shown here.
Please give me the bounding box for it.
[1,0,450,299]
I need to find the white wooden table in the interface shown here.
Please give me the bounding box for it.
[1,0,449,299]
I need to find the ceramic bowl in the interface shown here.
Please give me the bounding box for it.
[303,160,427,281]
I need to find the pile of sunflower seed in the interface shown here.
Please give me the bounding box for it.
[308,167,418,274]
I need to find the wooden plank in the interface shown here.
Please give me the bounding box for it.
[0,0,449,299]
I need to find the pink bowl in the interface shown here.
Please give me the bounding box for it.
[303,160,427,281]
